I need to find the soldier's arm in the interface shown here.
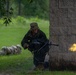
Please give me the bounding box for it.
[37,30,48,44]
[21,31,30,49]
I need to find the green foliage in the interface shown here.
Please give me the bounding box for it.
[3,17,11,26]
[8,0,49,19]
[0,0,14,26]
[15,16,26,25]
[0,0,49,20]
[0,0,6,16]
[22,0,49,19]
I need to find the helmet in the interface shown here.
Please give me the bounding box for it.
[30,22,39,30]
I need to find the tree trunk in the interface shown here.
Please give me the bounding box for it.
[49,0,76,70]
[18,0,21,15]
[6,0,10,17]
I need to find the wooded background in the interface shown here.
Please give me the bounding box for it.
[0,0,49,19]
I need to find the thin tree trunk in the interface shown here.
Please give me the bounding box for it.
[18,0,21,15]
[6,0,10,17]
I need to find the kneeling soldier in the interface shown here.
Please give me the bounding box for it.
[21,22,49,70]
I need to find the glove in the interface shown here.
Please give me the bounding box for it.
[23,43,29,49]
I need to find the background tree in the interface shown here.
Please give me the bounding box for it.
[0,0,49,19]
[0,0,6,17]
[18,0,21,15]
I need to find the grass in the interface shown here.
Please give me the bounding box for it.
[0,17,76,75]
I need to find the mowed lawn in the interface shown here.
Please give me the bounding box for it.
[0,17,76,75]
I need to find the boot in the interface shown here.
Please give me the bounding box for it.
[35,64,44,70]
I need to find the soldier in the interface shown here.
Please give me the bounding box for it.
[21,22,49,70]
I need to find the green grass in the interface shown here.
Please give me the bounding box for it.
[0,17,76,75]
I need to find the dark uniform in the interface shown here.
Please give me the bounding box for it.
[21,23,49,69]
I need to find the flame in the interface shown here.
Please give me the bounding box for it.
[69,43,76,52]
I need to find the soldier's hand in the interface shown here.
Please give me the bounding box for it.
[31,51,34,54]
[23,43,29,49]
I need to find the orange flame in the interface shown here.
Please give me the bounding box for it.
[69,43,76,52]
